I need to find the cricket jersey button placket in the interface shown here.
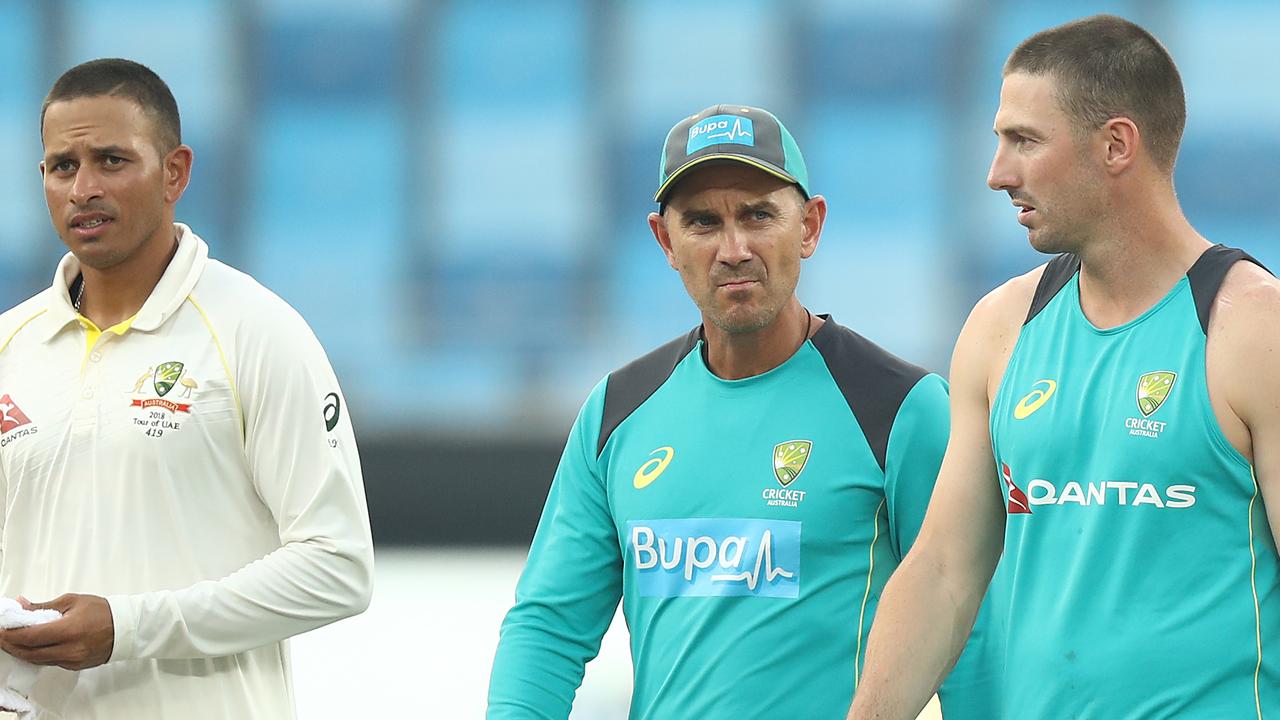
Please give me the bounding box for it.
[73,353,103,429]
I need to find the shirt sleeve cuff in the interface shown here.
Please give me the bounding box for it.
[105,594,138,662]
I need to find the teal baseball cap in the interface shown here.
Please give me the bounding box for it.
[654,104,810,204]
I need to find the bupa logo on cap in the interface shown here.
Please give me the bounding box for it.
[687,114,755,154]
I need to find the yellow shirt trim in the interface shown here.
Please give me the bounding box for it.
[854,498,887,688]
[78,314,135,374]
[1249,466,1264,719]
[186,295,243,437]
[0,309,48,356]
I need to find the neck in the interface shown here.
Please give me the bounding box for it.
[702,299,822,380]
[1074,184,1210,328]
[77,224,180,329]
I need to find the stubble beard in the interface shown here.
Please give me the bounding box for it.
[701,280,795,336]
[69,214,164,272]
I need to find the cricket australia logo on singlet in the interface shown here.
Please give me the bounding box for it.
[0,394,38,448]
[1125,370,1176,439]
[627,518,800,598]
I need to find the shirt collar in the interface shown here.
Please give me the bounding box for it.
[34,223,209,343]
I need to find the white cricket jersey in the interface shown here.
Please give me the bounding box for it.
[0,225,374,719]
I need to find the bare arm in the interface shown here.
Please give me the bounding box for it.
[1211,263,1280,552]
[848,275,1035,720]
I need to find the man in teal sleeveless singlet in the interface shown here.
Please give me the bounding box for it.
[850,15,1280,720]
[487,105,999,718]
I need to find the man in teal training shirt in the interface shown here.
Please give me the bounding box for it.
[850,15,1280,719]
[488,105,996,718]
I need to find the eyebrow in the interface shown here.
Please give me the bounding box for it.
[742,199,783,216]
[994,123,1039,138]
[677,198,786,226]
[678,207,716,227]
[44,144,135,163]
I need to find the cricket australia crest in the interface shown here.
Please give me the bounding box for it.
[154,361,185,397]
[1136,371,1176,417]
[773,440,812,487]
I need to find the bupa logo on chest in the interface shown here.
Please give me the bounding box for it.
[627,518,800,598]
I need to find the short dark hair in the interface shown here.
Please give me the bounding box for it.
[41,58,181,153]
[1005,14,1186,172]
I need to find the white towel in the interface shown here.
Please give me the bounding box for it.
[0,598,63,719]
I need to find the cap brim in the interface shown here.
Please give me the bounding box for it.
[654,154,800,203]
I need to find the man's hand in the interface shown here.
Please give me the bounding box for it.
[0,594,115,670]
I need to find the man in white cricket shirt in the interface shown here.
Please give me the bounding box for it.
[0,58,373,718]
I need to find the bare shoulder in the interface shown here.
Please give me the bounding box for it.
[970,264,1044,329]
[952,263,1048,400]
[1213,260,1280,326]
[957,263,1046,358]
[1207,260,1280,426]
[1208,260,1280,353]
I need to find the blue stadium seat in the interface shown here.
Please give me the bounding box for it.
[369,349,518,429]
[805,9,950,103]
[612,0,782,126]
[245,106,402,373]
[425,254,581,354]
[801,220,948,369]
[0,2,50,284]
[437,1,588,108]
[1171,1,1280,129]
[607,224,701,358]
[245,4,408,391]
[804,103,946,234]
[60,0,236,247]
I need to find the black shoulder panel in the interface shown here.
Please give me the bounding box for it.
[809,318,929,472]
[1025,253,1081,325]
[1187,244,1270,335]
[597,328,700,457]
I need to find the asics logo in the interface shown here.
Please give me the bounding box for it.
[633,446,674,489]
[1014,379,1057,419]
